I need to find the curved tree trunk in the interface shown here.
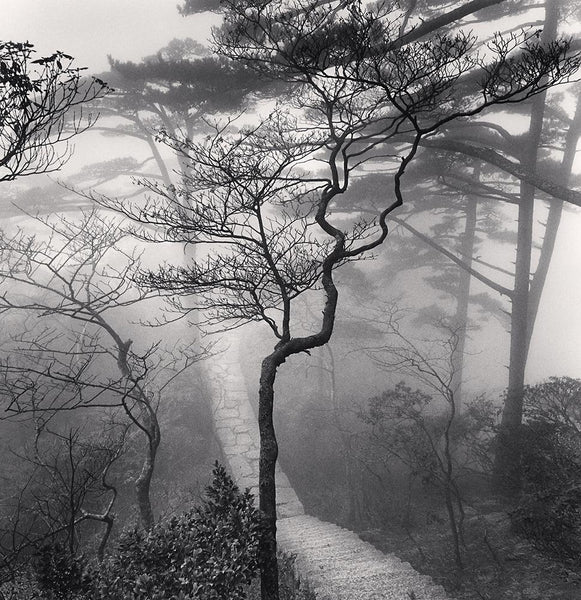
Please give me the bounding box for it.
[112,333,162,531]
[135,430,160,531]
[258,352,282,600]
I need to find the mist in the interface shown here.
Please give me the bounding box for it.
[1,2,580,600]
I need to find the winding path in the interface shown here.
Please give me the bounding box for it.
[205,333,449,600]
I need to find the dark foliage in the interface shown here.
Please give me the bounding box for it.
[33,543,90,600]
[108,54,267,114]
[510,378,581,563]
[32,463,261,600]
[0,41,108,182]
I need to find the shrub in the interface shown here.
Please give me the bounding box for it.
[33,542,90,600]
[32,463,261,600]
[510,378,581,563]
[95,462,261,600]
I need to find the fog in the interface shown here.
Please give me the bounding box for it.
[1,2,581,600]
[3,4,580,390]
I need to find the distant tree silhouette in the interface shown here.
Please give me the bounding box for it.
[0,211,208,531]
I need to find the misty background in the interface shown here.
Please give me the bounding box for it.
[1,2,581,600]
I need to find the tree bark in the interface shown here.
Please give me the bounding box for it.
[135,418,160,531]
[258,352,282,600]
[112,332,162,531]
[493,95,545,495]
[494,0,558,495]
[525,96,581,356]
[451,192,478,408]
[417,139,581,207]
[255,234,342,600]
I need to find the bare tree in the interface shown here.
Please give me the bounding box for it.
[0,41,108,183]
[0,421,126,586]
[360,309,495,567]
[0,210,209,530]
[99,2,579,596]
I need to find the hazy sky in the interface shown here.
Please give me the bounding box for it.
[2,1,581,385]
[1,0,218,73]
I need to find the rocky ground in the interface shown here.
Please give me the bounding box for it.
[359,509,581,600]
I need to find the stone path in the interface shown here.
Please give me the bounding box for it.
[205,334,304,519]
[278,515,448,600]
[206,333,449,600]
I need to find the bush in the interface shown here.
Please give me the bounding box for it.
[510,378,581,563]
[32,463,262,600]
[33,542,90,600]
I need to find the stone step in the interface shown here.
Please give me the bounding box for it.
[205,331,449,600]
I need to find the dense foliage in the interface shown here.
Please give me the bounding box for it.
[33,543,91,600]
[510,377,581,563]
[32,463,262,600]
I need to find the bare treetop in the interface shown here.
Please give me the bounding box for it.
[0,41,109,183]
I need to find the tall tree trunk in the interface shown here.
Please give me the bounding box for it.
[451,192,478,408]
[256,261,339,600]
[494,0,559,494]
[495,96,581,493]
[258,353,281,600]
[113,334,161,530]
[525,96,581,355]
[494,94,545,494]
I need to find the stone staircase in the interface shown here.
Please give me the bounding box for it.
[205,333,449,600]
[278,515,448,600]
[204,335,304,519]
